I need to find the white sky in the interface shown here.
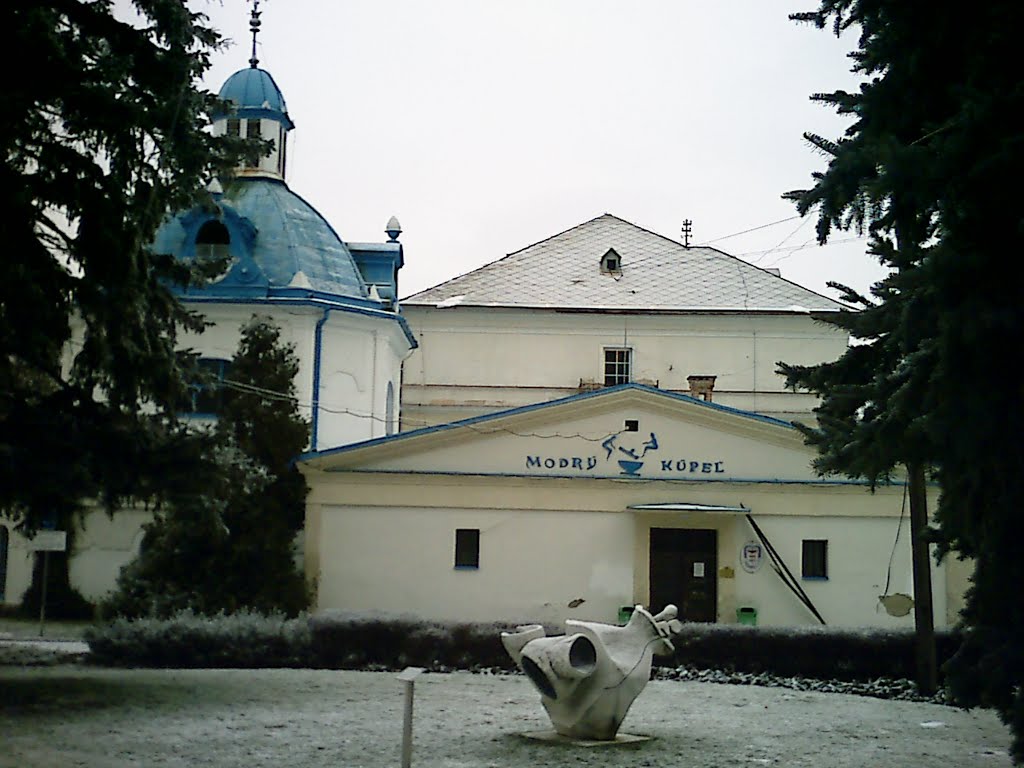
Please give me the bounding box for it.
[194,0,888,301]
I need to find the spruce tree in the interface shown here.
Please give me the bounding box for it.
[213,316,310,615]
[105,317,310,618]
[783,3,1024,760]
[1,0,254,532]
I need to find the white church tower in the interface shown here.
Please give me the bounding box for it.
[150,2,417,449]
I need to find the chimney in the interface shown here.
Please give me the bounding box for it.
[687,375,717,402]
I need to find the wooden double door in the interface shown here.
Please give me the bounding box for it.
[649,528,718,622]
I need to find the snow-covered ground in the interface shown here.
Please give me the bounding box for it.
[0,664,1012,768]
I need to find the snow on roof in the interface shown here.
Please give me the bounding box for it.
[404,214,846,313]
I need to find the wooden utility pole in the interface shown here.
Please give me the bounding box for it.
[907,461,937,695]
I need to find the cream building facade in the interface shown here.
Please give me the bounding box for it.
[300,215,965,628]
[400,214,849,427]
[301,384,956,628]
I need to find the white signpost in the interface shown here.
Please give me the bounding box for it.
[28,530,67,637]
[397,667,424,768]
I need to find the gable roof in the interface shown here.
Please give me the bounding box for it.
[403,214,846,313]
[298,383,834,486]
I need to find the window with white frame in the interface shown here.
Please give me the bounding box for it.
[604,347,632,386]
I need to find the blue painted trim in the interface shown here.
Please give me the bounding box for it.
[299,383,795,461]
[296,466,899,487]
[220,107,295,128]
[311,309,332,450]
[180,285,380,310]
[178,294,418,350]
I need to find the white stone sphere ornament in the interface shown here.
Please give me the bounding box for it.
[501,604,683,742]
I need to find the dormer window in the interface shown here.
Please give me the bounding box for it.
[600,248,622,275]
[195,220,230,261]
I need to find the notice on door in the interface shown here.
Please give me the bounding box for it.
[693,561,705,578]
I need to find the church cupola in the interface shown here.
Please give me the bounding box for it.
[212,0,294,181]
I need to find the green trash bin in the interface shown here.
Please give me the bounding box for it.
[736,606,758,626]
[618,606,635,624]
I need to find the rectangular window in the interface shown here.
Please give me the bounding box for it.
[226,118,240,137]
[278,125,287,176]
[604,348,632,386]
[454,528,480,569]
[187,358,232,416]
[802,539,828,579]
[244,120,262,168]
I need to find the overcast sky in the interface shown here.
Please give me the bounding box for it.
[192,0,887,300]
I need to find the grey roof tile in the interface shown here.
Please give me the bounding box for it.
[404,214,846,313]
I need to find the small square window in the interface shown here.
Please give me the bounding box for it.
[604,348,632,386]
[454,528,480,569]
[802,539,828,579]
[624,419,639,432]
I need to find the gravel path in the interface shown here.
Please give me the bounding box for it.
[0,665,1012,767]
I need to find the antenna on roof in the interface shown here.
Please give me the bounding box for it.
[681,219,693,248]
[248,0,262,68]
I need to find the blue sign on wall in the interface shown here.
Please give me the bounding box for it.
[524,432,725,478]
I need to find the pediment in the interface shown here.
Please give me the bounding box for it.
[301,385,824,484]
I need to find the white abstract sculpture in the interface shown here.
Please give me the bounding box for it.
[501,604,683,740]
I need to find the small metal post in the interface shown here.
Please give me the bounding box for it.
[397,667,424,768]
[38,551,49,637]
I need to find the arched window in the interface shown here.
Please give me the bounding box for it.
[195,220,230,261]
[186,358,233,416]
[0,526,9,602]
[385,381,396,435]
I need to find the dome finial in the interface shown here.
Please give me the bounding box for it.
[385,215,402,242]
[248,0,262,68]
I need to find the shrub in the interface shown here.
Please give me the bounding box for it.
[308,611,523,671]
[84,610,963,684]
[85,609,311,668]
[658,623,964,683]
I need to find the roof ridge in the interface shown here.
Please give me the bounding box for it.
[403,213,614,302]
[301,382,797,461]
[504,212,616,257]
[402,213,847,311]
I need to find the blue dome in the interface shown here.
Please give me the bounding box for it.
[153,179,369,302]
[217,67,294,128]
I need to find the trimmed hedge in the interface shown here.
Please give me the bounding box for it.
[659,623,963,682]
[307,611,525,670]
[85,610,963,686]
[85,610,312,668]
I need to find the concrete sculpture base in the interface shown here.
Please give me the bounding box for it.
[519,730,653,746]
[501,604,682,741]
